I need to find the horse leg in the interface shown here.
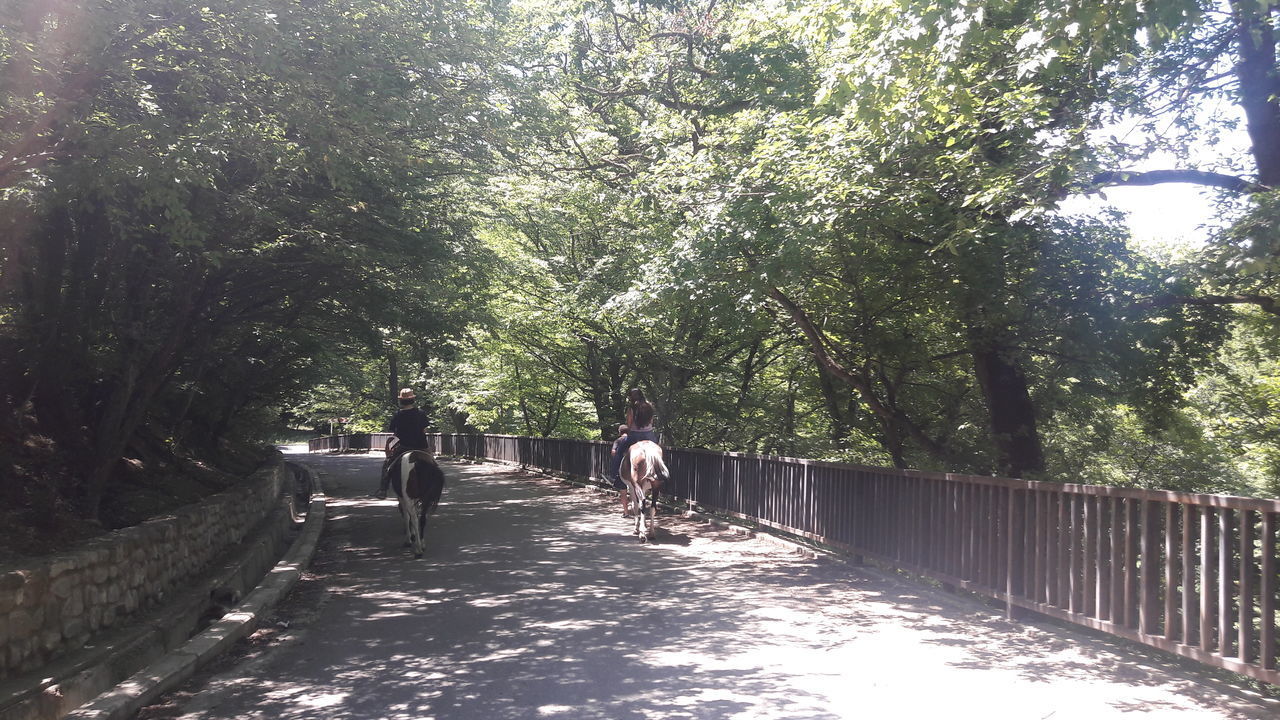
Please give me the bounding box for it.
[399,494,416,551]
[396,478,424,558]
[633,484,646,542]
[400,495,424,558]
[412,497,425,557]
[645,487,657,539]
[619,467,633,517]
[639,486,653,540]
[634,483,643,540]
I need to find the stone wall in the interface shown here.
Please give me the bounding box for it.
[0,458,288,681]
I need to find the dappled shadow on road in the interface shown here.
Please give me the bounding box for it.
[169,457,1276,720]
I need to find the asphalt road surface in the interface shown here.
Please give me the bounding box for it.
[140,452,1279,720]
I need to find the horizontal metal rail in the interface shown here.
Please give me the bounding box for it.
[310,431,1280,685]
[307,433,394,452]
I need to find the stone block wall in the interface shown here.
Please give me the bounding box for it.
[0,459,287,680]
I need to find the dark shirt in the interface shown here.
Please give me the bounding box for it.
[387,407,430,449]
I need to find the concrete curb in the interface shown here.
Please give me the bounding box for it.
[62,463,326,720]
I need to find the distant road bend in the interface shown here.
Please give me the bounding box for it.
[142,451,1277,720]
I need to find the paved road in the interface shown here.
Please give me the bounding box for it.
[141,453,1278,719]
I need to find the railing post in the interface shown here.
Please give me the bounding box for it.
[1007,487,1025,619]
[1219,508,1234,656]
[1139,499,1158,636]
[1240,510,1256,664]
[1263,512,1277,670]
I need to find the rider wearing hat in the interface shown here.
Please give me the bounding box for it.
[373,387,431,499]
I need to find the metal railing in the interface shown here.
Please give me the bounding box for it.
[309,431,1280,685]
[307,432,394,452]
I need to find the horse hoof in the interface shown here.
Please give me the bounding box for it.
[414,552,423,559]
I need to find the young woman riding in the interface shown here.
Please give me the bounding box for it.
[608,388,659,491]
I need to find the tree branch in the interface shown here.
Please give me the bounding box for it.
[574,80,751,116]
[1090,169,1270,194]
[1138,293,1280,315]
[761,282,951,461]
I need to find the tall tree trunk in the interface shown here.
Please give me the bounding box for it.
[510,361,537,437]
[813,357,853,447]
[648,364,697,446]
[541,384,567,437]
[447,408,472,433]
[388,347,399,407]
[582,340,615,437]
[1233,0,1280,186]
[734,340,760,417]
[779,370,797,456]
[82,275,202,519]
[968,332,1044,478]
[172,353,210,444]
[27,206,92,464]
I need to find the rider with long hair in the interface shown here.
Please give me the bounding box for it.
[608,388,659,489]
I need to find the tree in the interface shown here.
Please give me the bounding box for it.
[491,0,1242,482]
[0,0,501,519]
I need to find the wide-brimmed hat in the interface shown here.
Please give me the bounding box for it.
[398,388,416,400]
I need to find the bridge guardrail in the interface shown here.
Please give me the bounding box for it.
[310,431,1280,686]
[307,433,394,452]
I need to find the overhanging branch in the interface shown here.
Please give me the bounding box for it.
[1090,169,1270,194]
[761,283,952,461]
[1138,293,1280,315]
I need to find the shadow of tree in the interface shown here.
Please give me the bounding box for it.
[156,457,1277,720]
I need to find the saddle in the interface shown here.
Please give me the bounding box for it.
[383,448,433,493]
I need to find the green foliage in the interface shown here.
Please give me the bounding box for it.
[6,0,1280,519]
[0,0,501,517]
[456,0,1275,494]
[1185,311,1280,495]
[1044,401,1246,494]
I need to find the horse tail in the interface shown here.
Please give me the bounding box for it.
[421,459,445,514]
[652,451,670,482]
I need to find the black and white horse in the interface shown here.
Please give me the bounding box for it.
[383,449,445,558]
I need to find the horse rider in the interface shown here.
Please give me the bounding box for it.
[608,388,663,495]
[609,424,630,513]
[373,387,431,499]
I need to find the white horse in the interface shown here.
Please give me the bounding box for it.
[620,440,669,542]
[384,450,445,558]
